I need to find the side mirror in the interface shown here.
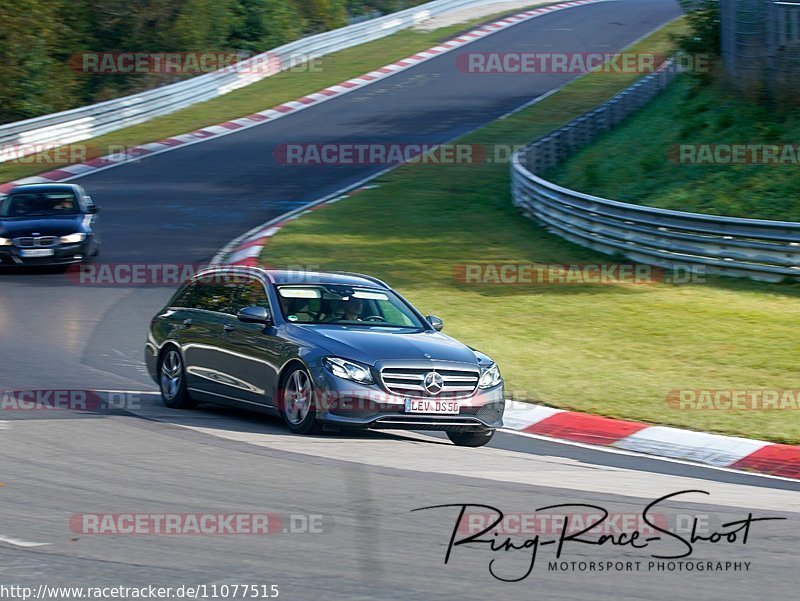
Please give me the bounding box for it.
[237,306,272,325]
[426,315,444,332]
[87,206,100,214]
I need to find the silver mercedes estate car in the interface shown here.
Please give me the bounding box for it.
[145,266,504,446]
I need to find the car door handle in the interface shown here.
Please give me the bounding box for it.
[182,319,193,327]
[223,324,235,333]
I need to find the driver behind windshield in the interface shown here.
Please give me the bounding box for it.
[343,297,363,321]
[322,296,363,322]
[52,197,76,212]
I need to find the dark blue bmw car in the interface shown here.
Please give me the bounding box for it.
[0,183,101,266]
[146,266,505,446]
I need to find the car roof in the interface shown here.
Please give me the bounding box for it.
[272,270,389,288]
[8,183,82,194]
[195,266,389,289]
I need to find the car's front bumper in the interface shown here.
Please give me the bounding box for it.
[343,405,504,432]
[311,367,505,432]
[0,241,91,266]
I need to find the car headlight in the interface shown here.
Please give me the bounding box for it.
[60,233,87,244]
[478,363,502,389]
[0,237,11,246]
[324,357,374,385]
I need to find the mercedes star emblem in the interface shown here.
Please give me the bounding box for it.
[423,371,444,395]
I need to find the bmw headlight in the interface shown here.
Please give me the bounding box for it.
[0,237,11,246]
[324,357,374,385]
[60,233,87,244]
[478,363,502,389]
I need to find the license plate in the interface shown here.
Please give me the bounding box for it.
[20,249,55,258]
[405,398,460,414]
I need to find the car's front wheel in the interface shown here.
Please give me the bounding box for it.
[159,347,196,409]
[280,366,322,435]
[447,430,495,447]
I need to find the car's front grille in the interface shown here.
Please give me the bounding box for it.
[13,236,58,248]
[329,404,395,420]
[380,367,480,398]
[370,415,486,431]
[461,402,505,424]
[327,397,402,420]
[329,408,382,420]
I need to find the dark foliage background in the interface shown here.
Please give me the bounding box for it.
[0,0,428,123]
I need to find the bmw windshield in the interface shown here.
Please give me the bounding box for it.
[276,284,425,328]
[1,192,79,217]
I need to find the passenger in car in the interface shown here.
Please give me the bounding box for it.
[284,298,317,322]
[321,298,344,322]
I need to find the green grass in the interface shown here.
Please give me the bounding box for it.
[0,4,552,184]
[548,74,800,221]
[260,18,800,445]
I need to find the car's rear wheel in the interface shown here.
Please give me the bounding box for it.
[159,347,196,409]
[447,430,495,447]
[280,366,322,435]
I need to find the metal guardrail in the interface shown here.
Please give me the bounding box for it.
[0,0,509,164]
[511,62,800,282]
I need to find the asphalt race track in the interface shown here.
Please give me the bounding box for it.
[2,1,799,599]
[1,0,683,391]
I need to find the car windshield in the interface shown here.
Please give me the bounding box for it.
[276,284,425,328]
[0,192,78,217]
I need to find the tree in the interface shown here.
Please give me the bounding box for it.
[295,0,347,33]
[673,0,720,57]
[0,0,84,121]
[229,0,303,52]
[172,0,234,52]
[0,0,410,124]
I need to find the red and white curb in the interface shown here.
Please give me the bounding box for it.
[502,401,800,480]
[0,0,605,195]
